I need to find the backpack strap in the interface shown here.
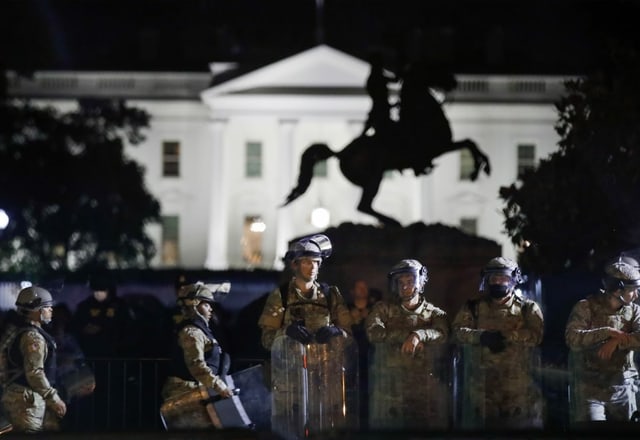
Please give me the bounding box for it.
[279,282,333,311]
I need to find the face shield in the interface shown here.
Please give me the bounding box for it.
[390,271,421,300]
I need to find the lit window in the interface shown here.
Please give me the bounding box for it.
[242,215,264,266]
[161,216,179,266]
[460,217,477,236]
[517,144,536,178]
[246,142,262,178]
[459,149,475,181]
[162,141,180,177]
[313,160,328,177]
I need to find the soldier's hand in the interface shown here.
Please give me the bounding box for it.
[48,398,67,418]
[401,333,421,356]
[598,338,619,360]
[286,323,313,344]
[315,325,344,344]
[219,388,234,399]
[608,328,631,344]
[479,330,506,353]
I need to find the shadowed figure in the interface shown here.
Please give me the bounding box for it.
[282,60,491,227]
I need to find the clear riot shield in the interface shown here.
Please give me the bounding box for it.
[453,343,543,430]
[369,342,450,431]
[270,335,358,440]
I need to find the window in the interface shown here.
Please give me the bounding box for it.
[313,160,328,177]
[459,149,475,181]
[162,141,180,177]
[517,144,536,178]
[161,215,179,266]
[246,142,262,177]
[241,215,264,266]
[460,217,478,236]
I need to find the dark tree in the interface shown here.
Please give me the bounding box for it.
[500,44,640,274]
[0,94,160,277]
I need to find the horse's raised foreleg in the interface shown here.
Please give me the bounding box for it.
[454,139,491,180]
[357,177,402,227]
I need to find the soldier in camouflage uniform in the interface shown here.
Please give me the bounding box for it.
[258,234,352,349]
[161,283,233,429]
[1,286,66,433]
[258,234,354,439]
[565,259,640,424]
[366,259,450,430]
[452,257,544,429]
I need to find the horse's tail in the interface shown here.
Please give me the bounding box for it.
[281,143,336,207]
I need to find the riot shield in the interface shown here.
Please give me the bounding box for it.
[368,342,450,431]
[453,344,543,430]
[160,380,252,431]
[230,364,271,431]
[270,335,358,440]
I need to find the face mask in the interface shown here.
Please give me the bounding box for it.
[488,284,509,298]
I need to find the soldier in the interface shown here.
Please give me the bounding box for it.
[366,259,450,430]
[565,258,640,424]
[258,234,352,350]
[452,257,544,429]
[161,282,234,429]
[1,286,66,433]
[258,234,355,439]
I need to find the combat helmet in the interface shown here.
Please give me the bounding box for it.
[387,259,428,296]
[15,286,54,312]
[284,234,332,263]
[602,260,640,292]
[177,282,230,307]
[480,257,524,297]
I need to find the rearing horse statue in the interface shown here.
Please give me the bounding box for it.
[281,60,491,227]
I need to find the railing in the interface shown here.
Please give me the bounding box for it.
[63,358,170,432]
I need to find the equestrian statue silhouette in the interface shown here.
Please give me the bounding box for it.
[281,59,491,227]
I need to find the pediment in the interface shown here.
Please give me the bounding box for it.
[202,45,369,99]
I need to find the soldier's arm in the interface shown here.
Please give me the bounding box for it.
[414,308,449,344]
[451,303,483,345]
[20,331,63,404]
[565,299,611,350]
[178,326,228,394]
[615,304,640,350]
[504,301,544,346]
[365,302,411,344]
[329,288,353,335]
[257,289,285,350]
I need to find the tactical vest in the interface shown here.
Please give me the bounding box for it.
[168,318,224,382]
[7,323,57,388]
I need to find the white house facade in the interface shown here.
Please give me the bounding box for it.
[7,45,569,270]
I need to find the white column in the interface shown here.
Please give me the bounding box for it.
[205,118,229,269]
[273,119,297,270]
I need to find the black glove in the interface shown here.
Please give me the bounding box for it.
[286,323,313,344]
[479,330,506,353]
[315,325,343,344]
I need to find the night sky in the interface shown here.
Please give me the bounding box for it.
[2,0,640,75]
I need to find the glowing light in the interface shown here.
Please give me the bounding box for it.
[311,207,330,228]
[249,219,266,233]
[0,210,8,230]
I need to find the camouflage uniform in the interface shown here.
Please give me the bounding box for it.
[162,325,229,399]
[260,234,356,439]
[2,324,63,432]
[258,279,352,351]
[366,295,450,429]
[161,283,232,430]
[260,280,354,439]
[452,292,544,428]
[565,293,640,422]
